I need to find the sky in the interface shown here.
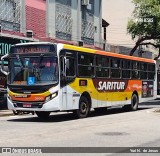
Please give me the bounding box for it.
[102,0,135,47]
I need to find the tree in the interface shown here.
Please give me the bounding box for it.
[127,0,160,58]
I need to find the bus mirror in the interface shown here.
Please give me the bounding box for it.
[0,54,9,76]
[4,66,8,72]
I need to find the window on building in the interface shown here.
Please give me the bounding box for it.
[0,0,20,31]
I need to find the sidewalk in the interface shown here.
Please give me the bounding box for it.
[0,110,14,117]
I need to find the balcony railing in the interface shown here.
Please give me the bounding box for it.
[55,1,72,40]
[0,0,21,32]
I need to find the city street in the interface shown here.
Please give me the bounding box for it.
[0,100,160,155]
[0,0,160,155]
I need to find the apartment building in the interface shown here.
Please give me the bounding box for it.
[0,0,108,56]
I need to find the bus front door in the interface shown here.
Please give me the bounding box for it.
[60,55,77,110]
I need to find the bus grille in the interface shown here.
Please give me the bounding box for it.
[13,102,43,108]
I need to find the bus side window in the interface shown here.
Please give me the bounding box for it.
[122,60,131,79]
[96,55,109,78]
[66,57,75,77]
[78,53,95,77]
[148,63,155,80]
[110,58,121,78]
[140,63,148,79]
[60,54,76,87]
[132,61,140,79]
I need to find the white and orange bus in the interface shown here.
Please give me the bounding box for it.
[1,42,157,119]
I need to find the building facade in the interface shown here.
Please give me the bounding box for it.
[0,0,105,57]
[46,0,103,48]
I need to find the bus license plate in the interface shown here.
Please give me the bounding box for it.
[23,104,32,108]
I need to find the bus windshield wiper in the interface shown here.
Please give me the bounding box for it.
[16,55,24,70]
[39,54,45,68]
[31,54,45,80]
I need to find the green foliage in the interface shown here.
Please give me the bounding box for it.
[127,0,160,40]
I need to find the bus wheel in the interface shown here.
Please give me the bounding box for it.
[131,94,138,111]
[123,94,138,111]
[35,111,50,119]
[75,96,90,118]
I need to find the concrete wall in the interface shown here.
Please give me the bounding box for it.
[71,0,81,42]
[94,0,102,48]
[46,0,56,38]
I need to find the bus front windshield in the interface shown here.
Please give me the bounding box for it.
[9,55,58,85]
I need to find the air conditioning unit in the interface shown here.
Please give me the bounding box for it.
[82,0,89,6]
[26,30,33,38]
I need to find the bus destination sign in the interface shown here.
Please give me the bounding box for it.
[11,45,55,54]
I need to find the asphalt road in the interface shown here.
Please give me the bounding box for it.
[0,100,160,156]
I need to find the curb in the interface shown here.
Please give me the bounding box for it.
[0,110,14,117]
[0,110,35,117]
[147,108,160,114]
[153,109,160,113]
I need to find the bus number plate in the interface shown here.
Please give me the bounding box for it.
[23,104,32,108]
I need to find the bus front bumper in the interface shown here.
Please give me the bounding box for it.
[7,97,60,112]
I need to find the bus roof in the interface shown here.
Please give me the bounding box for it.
[11,42,155,64]
[12,42,57,47]
[64,44,155,64]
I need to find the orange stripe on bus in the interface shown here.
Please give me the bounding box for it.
[9,90,50,102]
[11,95,46,102]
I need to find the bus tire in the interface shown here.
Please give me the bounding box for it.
[123,94,138,111]
[131,94,138,111]
[75,96,90,118]
[35,111,50,119]
[13,110,19,115]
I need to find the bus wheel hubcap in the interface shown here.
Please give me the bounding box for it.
[81,102,87,114]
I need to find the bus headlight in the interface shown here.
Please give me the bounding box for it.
[51,92,57,98]
[45,92,58,103]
